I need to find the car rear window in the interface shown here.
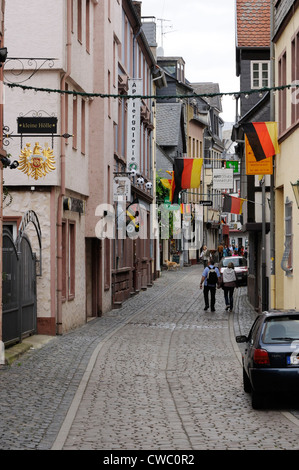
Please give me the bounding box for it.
[221,257,247,268]
[263,316,299,343]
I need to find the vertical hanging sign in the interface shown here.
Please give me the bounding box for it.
[127,79,142,173]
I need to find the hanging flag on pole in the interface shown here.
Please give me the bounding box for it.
[242,122,280,161]
[222,194,245,215]
[169,171,175,204]
[172,158,203,204]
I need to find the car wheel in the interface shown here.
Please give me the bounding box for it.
[243,368,251,393]
[251,390,264,410]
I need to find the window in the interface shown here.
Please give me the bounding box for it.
[108,0,111,21]
[73,96,77,149]
[81,98,86,154]
[77,0,82,43]
[251,61,270,88]
[3,219,19,239]
[68,221,76,298]
[263,316,299,343]
[62,220,76,300]
[248,318,261,344]
[104,238,110,290]
[86,0,90,53]
[204,140,211,166]
[108,70,111,118]
[278,51,287,134]
[71,0,74,33]
[291,31,299,124]
[65,83,69,143]
[163,65,176,77]
[114,121,118,154]
[281,197,293,275]
[62,220,67,299]
[118,98,127,157]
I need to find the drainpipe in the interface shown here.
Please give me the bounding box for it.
[0,0,5,347]
[270,0,276,309]
[57,0,72,335]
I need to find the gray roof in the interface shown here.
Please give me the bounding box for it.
[156,103,182,146]
[191,82,222,113]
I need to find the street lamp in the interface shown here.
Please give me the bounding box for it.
[0,47,7,66]
[291,181,299,209]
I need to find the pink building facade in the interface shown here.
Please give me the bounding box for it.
[2,0,163,342]
[87,0,162,311]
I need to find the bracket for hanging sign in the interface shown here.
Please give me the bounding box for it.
[3,125,72,148]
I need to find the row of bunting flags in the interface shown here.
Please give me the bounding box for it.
[160,121,280,215]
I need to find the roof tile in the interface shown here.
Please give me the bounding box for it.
[236,0,270,48]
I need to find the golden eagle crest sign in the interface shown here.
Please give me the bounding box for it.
[18,142,56,180]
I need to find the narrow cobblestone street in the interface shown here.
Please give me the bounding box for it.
[1,265,299,451]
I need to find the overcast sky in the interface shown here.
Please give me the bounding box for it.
[140,0,240,123]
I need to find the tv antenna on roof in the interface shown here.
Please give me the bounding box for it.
[157,18,173,49]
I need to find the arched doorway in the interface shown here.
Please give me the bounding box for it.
[2,210,41,345]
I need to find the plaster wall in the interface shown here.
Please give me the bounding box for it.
[3,188,87,333]
[5,0,65,67]
[274,8,299,309]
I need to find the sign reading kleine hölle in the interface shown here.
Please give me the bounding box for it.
[17,117,57,134]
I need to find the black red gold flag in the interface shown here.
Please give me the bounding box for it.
[172,158,203,204]
[222,194,245,215]
[160,178,172,190]
[242,122,280,162]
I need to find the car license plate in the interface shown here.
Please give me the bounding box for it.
[287,354,299,365]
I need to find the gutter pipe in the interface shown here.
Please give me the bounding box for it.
[57,0,72,334]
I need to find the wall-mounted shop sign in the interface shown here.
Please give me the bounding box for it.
[226,161,239,173]
[213,169,233,190]
[113,176,131,201]
[126,79,142,173]
[199,200,213,206]
[245,136,273,175]
[17,116,57,134]
[63,197,85,214]
[18,142,56,180]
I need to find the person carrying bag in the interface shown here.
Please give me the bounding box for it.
[221,261,237,312]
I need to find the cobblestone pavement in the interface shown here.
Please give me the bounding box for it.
[1,265,299,450]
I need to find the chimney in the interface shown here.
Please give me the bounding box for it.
[132,1,142,20]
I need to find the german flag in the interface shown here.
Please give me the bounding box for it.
[242,122,280,162]
[160,178,172,190]
[169,172,175,204]
[222,194,245,215]
[172,158,203,204]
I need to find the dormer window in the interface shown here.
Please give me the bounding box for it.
[163,64,176,77]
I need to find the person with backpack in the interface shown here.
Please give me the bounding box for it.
[199,257,221,312]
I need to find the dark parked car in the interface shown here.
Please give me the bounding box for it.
[236,311,299,409]
[219,256,248,286]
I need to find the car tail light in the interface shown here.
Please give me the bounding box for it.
[254,348,270,365]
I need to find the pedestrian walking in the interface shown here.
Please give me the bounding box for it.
[218,242,224,260]
[223,244,230,257]
[200,245,209,267]
[200,257,221,312]
[221,261,238,312]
